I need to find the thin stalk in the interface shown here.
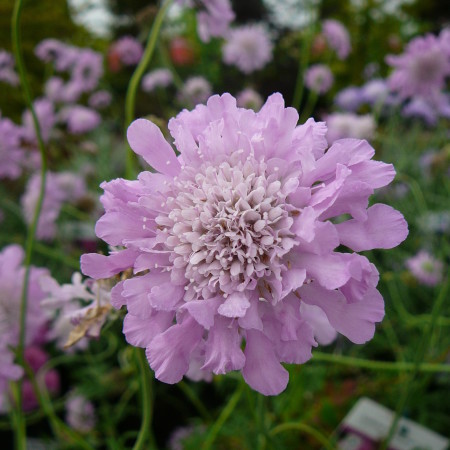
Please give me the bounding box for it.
[132,348,154,450]
[269,422,334,450]
[299,88,319,123]
[124,0,173,179]
[312,351,450,373]
[177,381,211,422]
[201,381,244,450]
[11,0,48,447]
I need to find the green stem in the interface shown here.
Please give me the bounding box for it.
[177,381,211,422]
[132,348,154,450]
[312,351,450,373]
[201,381,244,450]
[124,0,173,179]
[299,88,319,122]
[11,0,48,447]
[269,422,334,450]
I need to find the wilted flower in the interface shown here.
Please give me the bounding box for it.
[178,0,234,42]
[223,24,273,74]
[82,93,408,395]
[65,393,96,433]
[326,112,376,144]
[304,64,334,94]
[0,50,19,86]
[142,68,173,93]
[178,76,212,106]
[109,36,143,67]
[236,88,263,110]
[322,19,351,60]
[0,113,25,179]
[88,90,112,109]
[386,33,450,100]
[40,272,112,350]
[22,171,86,240]
[59,105,102,134]
[406,251,443,286]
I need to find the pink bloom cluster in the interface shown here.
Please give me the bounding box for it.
[304,64,334,94]
[406,251,443,286]
[322,19,351,60]
[22,171,87,240]
[109,36,143,66]
[82,93,408,395]
[0,112,25,179]
[0,50,19,86]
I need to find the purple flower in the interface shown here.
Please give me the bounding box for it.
[402,98,438,126]
[59,105,102,135]
[0,50,19,86]
[142,68,173,93]
[110,36,143,66]
[304,64,334,94]
[0,113,25,179]
[325,112,376,144]
[322,19,351,60]
[81,93,408,395]
[177,0,234,42]
[178,76,212,107]
[65,393,96,433]
[334,87,363,112]
[88,90,112,109]
[35,39,78,72]
[386,33,450,101]
[236,88,263,111]
[406,251,443,286]
[71,49,103,93]
[0,350,23,411]
[361,79,389,106]
[22,171,86,240]
[21,98,56,144]
[223,24,273,74]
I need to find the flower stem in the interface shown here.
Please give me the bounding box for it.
[132,348,154,450]
[201,380,244,450]
[312,351,450,373]
[124,0,173,179]
[269,422,334,450]
[11,0,48,447]
[178,381,212,422]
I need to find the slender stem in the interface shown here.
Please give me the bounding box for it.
[11,0,48,447]
[312,351,450,373]
[124,0,173,179]
[269,422,334,450]
[177,381,211,422]
[132,348,154,450]
[201,381,244,450]
[299,88,319,122]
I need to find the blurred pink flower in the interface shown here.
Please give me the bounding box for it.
[109,36,143,67]
[0,50,19,86]
[304,64,334,94]
[406,251,443,286]
[65,392,96,433]
[325,112,375,144]
[322,19,351,60]
[142,68,173,93]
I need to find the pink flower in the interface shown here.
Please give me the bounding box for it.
[178,76,212,107]
[406,251,443,286]
[223,24,273,74]
[0,50,19,86]
[65,392,96,433]
[109,36,143,66]
[0,113,25,179]
[82,93,408,395]
[322,19,351,60]
[386,33,450,100]
[142,68,173,93]
[304,64,334,94]
[236,88,263,111]
[325,112,375,144]
[59,105,102,134]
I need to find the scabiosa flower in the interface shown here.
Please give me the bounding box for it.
[334,86,363,112]
[21,98,56,144]
[35,39,78,72]
[0,50,19,86]
[402,98,438,126]
[178,76,212,107]
[81,93,408,395]
[59,105,102,135]
[71,49,104,93]
[406,251,443,286]
[322,19,351,60]
[142,68,173,93]
[325,112,376,144]
[65,393,96,433]
[236,88,263,111]
[178,0,235,42]
[304,64,334,94]
[22,171,86,240]
[223,24,273,74]
[0,113,25,179]
[88,90,112,109]
[386,33,450,101]
[109,36,143,67]
[361,79,389,107]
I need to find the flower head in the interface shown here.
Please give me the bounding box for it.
[109,36,143,67]
[65,392,96,433]
[236,88,263,111]
[223,24,273,74]
[0,113,25,179]
[406,251,443,286]
[386,33,450,100]
[322,19,351,60]
[88,90,112,109]
[178,76,212,107]
[325,112,375,144]
[334,86,363,112]
[82,93,408,395]
[0,50,19,86]
[59,105,102,134]
[304,64,334,94]
[142,68,173,93]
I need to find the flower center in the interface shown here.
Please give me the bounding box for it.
[156,155,295,301]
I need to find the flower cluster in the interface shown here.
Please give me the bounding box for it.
[0,50,19,86]
[325,112,376,144]
[142,68,174,93]
[304,64,334,94]
[322,19,351,60]
[109,36,143,68]
[82,93,408,395]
